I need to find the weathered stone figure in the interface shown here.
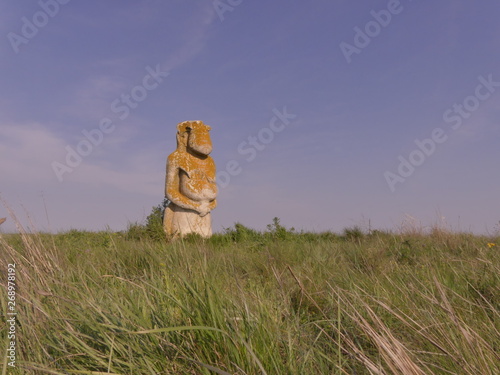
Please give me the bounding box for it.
[163,121,217,238]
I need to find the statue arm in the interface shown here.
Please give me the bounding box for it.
[207,157,217,211]
[165,156,200,211]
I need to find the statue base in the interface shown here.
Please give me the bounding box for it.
[163,204,212,238]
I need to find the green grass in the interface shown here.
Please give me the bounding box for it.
[0,218,499,374]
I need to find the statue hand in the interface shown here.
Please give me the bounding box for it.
[198,201,211,217]
[207,199,217,211]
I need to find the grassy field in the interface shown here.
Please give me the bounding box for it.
[0,214,499,374]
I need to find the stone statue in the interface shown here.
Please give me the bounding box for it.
[163,121,217,238]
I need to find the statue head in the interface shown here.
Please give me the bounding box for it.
[176,120,213,156]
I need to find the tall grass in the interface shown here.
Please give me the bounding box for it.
[0,218,499,374]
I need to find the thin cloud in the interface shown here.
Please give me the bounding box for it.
[0,123,66,183]
[162,3,217,71]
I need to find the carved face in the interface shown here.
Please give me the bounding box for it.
[188,122,213,156]
[176,121,213,156]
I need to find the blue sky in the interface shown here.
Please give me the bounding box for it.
[1,0,499,234]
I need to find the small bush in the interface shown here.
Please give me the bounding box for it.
[124,204,166,241]
[342,225,365,241]
[266,217,296,240]
[145,204,165,241]
[224,222,262,242]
